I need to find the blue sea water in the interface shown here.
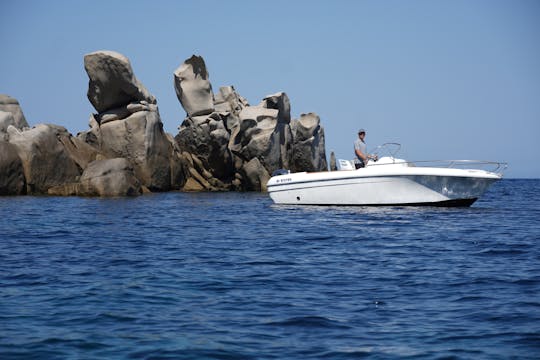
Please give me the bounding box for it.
[1,179,539,359]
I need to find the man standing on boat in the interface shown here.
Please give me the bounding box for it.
[354,129,376,169]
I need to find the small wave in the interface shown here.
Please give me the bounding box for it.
[511,332,540,348]
[39,337,108,350]
[242,260,295,266]
[316,349,372,359]
[476,248,528,256]
[265,315,351,329]
[97,312,138,323]
[452,295,491,302]
[512,278,540,286]
[2,273,49,287]
[321,345,426,358]
[128,348,254,360]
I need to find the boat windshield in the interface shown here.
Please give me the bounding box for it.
[370,143,401,159]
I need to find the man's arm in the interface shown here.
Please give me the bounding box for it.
[355,148,368,162]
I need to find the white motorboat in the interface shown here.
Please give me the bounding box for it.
[267,143,506,207]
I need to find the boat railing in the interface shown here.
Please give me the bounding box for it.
[407,159,508,175]
[367,158,507,175]
[363,143,507,175]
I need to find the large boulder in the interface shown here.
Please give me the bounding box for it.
[79,158,141,196]
[84,51,156,114]
[171,55,328,192]
[176,112,233,186]
[214,86,249,132]
[6,124,83,194]
[82,50,186,192]
[0,141,26,195]
[0,111,16,136]
[214,86,249,115]
[230,92,293,175]
[48,158,142,197]
[290,113,328,172]
[239,157,271,192]
[174,55,214,117]
[81,104,185,192]
[0,94,29,132]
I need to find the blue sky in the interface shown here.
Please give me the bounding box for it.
[2,0,539,178]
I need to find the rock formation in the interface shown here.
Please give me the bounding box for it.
[0,51,329,196]
[173,55,327,191]
[232,92,294,173]
[175,112,233,190]
[0,141,26,195]
[80,50,186,192]
[84,51,156,113]
[6,124,94,194]
[1,94,29,137]
[174,55,214,117]
[290,113,327,173]
[0,93,102,195]
[48,158,142,197]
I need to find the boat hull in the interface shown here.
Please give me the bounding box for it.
[267,169,500,207]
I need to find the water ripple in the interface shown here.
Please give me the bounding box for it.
[0,180,539,359]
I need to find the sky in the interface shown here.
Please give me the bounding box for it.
[1,0,539,178]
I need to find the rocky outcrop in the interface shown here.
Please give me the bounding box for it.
[290,113,327,173]
[81,50,186,192]
[6,124,89,194]
[214,86,249,115]
[175,112,233,190]
[0,94,29,132]
[174,55,214,117]
[0,111,16,137]
[231,92,293,174]
[239,157,271,192]
[84,51,156,113]
[1,95,30,143]
[0,141,26,195]
[81,106,184,191]
[0,94,100,195]
[173,55,327,191]
[1,52,329,196]
[48,158,142,197]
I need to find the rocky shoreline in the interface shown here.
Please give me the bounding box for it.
[0,51,328,196]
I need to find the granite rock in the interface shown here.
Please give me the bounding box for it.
[84,51,156,114]
[48,158,142,197]
[176,112,233,188]
[7,124,82,194]
[82,50,187,192]
[79,158,142,196]
[0,94,29,131]
[0,111,16,136]
[174,55,214,117]
[0,141,26,195]
[171,55,329,192]
[239,157,271,192]
[230,92,293,175]
[290,112,328,172]
[82,107,185,191]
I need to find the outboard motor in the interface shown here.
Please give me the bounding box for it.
[272,169,290,176]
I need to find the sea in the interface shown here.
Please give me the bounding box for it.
[1,179,539,359]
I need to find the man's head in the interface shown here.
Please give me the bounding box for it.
[358,129,366,139]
